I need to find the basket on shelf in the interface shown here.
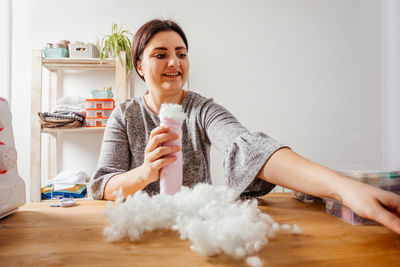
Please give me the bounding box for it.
[69,42,99,58]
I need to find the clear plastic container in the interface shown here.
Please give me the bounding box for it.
[86,109,113,118]
[89,88,113,99]
[322,165,400,225]
[85,118,109,127]
[325,199,377,225]
[86,99,115,110]
[292,191,324,204]
[43,47,68,58]
[338,170,400,190]
[326,164,400,189]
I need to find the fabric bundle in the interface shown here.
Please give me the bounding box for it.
[38,96,86,129]
[41,171,89,200]
[38,111,85,128]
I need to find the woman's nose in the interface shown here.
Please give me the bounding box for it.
[168,55,180,67]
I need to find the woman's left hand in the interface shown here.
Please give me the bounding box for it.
[340,181,400,234]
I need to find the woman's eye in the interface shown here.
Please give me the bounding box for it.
[178,53,187,59]
[155,54,166,59]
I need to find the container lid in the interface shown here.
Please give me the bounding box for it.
[53,43,67,49]
[86,108,114,111]
[325,163,400,185]
[86,98,114,101]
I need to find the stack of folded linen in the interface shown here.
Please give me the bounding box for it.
[38,96,86,129]
[38,111,85,128]
[41,183,87,199]
[41,170,89,200]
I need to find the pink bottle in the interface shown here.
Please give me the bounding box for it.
[159,104,185,195]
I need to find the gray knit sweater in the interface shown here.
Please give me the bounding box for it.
[89,91,287,200]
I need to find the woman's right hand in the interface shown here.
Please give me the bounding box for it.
[139,125,180,185]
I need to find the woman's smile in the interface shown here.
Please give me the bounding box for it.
[162,71,181,78]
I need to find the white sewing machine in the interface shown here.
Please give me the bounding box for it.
[0,97,25,218]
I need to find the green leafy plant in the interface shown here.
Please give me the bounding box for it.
[100,23,134,73]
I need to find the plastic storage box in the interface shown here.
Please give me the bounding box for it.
[69,43,99,58]
[86,99,115,110]
[43,47,68,58]
[85,99,114,127]
[325,199,377,225]
[89,87,113,99]
[325,167,400,225]
[86,118,109,127]
[338,170,400,192]
[86,109,113,118]
[292,191,324,204]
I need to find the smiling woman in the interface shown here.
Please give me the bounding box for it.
[89,19,400,235]
[136,30,189,114]
[90,19,286,201]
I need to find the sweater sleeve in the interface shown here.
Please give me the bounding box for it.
[200,98,289,198]
[89,104,131,200]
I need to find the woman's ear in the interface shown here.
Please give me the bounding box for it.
[137,61,144,77]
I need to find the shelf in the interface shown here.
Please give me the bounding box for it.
[42,57,116,71]
[41,127,105,134]
[31,49,130,202]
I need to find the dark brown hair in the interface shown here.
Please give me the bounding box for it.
[132,19,189,81]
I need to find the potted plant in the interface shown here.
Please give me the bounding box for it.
[100,23,134,73]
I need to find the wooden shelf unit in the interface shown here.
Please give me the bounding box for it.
[30,50,130,202]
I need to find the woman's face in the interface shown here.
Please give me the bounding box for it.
[137,31,189,95]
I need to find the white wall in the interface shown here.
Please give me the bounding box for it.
[10,0,388,199]
[0,0,12,100]
[382,0,400,170]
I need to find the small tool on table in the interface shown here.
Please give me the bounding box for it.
[50,198,76,207]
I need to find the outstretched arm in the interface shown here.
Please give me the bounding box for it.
[257,147,400,234]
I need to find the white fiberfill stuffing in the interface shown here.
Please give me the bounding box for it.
[104,183,301,265]
[159,103,186,123]
[246,256,263,267]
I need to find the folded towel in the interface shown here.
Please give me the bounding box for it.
[41,184,87,199]
[38,112,83,128]
[41,111,85,122]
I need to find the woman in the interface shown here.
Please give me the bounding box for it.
[90,19,400,234]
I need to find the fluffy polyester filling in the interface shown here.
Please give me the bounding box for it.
[104,183,300,266]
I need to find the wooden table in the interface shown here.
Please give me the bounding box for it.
[0,193,399,266]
